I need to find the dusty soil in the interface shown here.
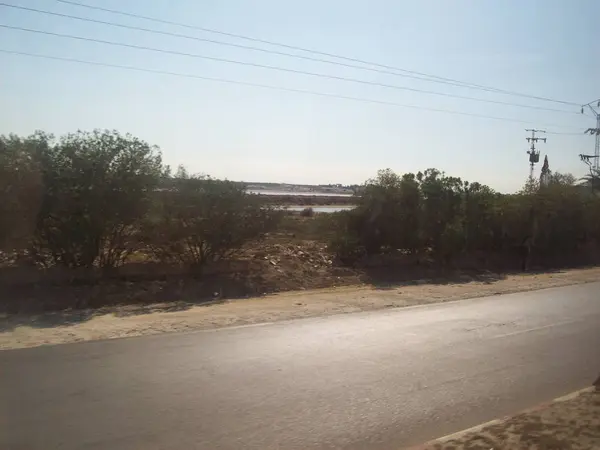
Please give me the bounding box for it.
[2,266,599,350]
[420,388,600,450]
[1,238,349,312]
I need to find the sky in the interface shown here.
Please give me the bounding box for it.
[1,0,599,192]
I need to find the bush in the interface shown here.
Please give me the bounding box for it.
[346,169,423,255]
[3,127,599,278]
[528,177,590,265]
[462,181,499,254]
[328,211,366,264]
[300,207,314,217]
[331,168,600,270]
[0,133,45,251]
[142,176,281,271]
[29,130,163,268]
[277,211,341,241]
[336,168,468,263]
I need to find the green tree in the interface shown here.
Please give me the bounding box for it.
[533,176,587,265]
[419,169,464,262]
[548,172,577,186]
[462,181,498,254]
[0,133,46,251]
[143,174,281,270]
[31,130,163,268]
[580,167,600,194]
[346,169,423,255]
[396,173,423,254]
[331,167,600,270]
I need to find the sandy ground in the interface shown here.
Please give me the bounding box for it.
[1,266,599,350]
[419,387,600,450]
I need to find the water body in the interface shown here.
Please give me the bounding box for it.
[279,205,355,213]
[248,189,353,197]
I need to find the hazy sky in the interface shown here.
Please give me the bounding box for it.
[1,0,599,192]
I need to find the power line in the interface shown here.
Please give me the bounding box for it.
[545,130,587,135]
[38,0,581,107]
[581,99,600,170]
[0,3,529,94]
[0,48,583,131]
[1,3,581,113]
[0,24,581,116]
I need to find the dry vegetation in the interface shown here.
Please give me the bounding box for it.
[2,130,600,317]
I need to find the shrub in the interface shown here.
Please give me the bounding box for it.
[348,169,423,255]
[462,181,499,254]
[529,177,589,264]
[30,130,163,268]
[300,207,314,217]
[0,133,44,251]
[419,169,464,261]
[333,168,468,262]
[143,176,281,271]
[328,211,366,265]
[330,167,600,270]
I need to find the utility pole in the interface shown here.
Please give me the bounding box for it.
[525,129,546,180]
[582,99,600,170]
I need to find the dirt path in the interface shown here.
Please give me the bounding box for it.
[416,387,600,450]
[2,267,599,350]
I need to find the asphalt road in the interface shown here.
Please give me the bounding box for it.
[2,283,599,450]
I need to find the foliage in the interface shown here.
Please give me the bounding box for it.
[462,181,498,253]
[143,176,281,270]
[30,130,163,268]
[331,168,600,269]
[327,211,366,264]
[344,169,423,255]
[3,128,599,277]
[336,168,472,263]
[300,207,315,217]
[278,211,341,241]
[0,134,45,251]
[580,167,600,194]
[419,169,464,260]
[548,172,577,186]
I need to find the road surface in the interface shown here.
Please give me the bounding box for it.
[2,282,599,449]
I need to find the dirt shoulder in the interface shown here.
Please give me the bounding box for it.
[416,387,600,450]
[1,266,599,350]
